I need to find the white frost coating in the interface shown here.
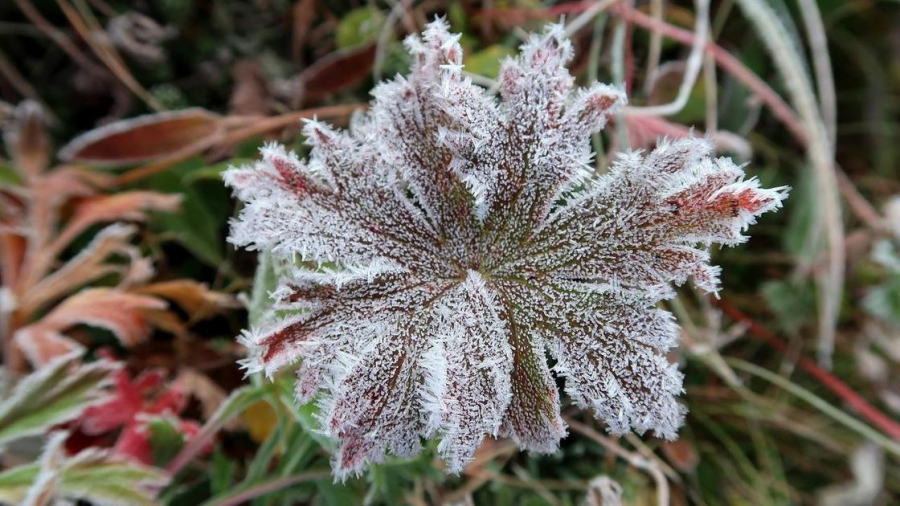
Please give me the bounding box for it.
[223,20,788,479]
[427,271,513,473]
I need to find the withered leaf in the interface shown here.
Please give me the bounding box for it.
[299,43,376,102]
[59,108,221,166]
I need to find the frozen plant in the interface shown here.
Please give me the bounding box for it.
[224,19,787,478]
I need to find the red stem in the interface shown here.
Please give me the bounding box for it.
[716,299,900,441]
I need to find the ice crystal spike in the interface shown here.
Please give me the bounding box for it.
[224,19,788,479]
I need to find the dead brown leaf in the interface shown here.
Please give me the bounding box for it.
[14,288,167,366]
[134,279,238,322]
[291,0,317,64]
[229,60,270,117]
[51,191,181,254]
[58,108,222,166]
[299,43,376,102]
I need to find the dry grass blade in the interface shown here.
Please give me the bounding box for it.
[0,50,47,116]
[734,0,844,368]
[12,0,106,78]
[797,0,837,149]
[643,0,665,96]
[562,0,619,37]
[55,0,162,111]
[726,358,900,457]
[290,0,316,64]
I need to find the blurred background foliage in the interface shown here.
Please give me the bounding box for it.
[1,0,899,504]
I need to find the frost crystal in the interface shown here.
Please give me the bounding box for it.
[224,20,787,479]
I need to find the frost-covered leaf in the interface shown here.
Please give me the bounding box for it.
[0,352,118,445]
[224,20,787,479]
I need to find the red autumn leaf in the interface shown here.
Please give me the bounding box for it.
[76,366,202,465]
[58,108,222,166]
[80,368,186,435]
